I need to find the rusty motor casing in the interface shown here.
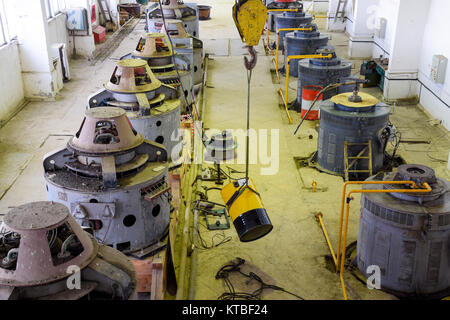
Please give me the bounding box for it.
[0,201,137,300]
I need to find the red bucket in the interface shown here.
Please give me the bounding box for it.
[301,85,323,120]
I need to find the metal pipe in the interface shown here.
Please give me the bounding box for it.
[315,212,337,266]
[187,56,209,299]
[275,27,313,81]
[284,54,333,112]
[265,8,299,54]
[293,81,365,135]
[176,119,203,299]
[277,88,292,124]
[188,176,201,299]
[188,202,199,299]
[175,163,196,300]
[335,180,420,268]
[338,182,431,300]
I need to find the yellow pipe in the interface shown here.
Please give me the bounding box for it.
[271,58,280,83]
[335,180,419,268]
[316,212,337,266]
[284,54,332,110]
[338,182,431,300]
[275,27,313,80]
[277,88,292,124]
[265,8,299,55]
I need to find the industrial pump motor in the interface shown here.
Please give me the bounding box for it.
[266,0,305,32]
[0,201,137,300]
[282,23,329,77]
[146,0,199,38]
[273,10,313,50]
[43,107,171,255]
[122,32,194,111]
[147,19,204,90]
[357,164,450,298]
[204,130,237,162]
[316,92,390,180]
[88,59,181,160]
[292,46,352,112]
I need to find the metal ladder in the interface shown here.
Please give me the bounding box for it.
[333,0,348,23]
[98,0,113,26]
[344,140,373,181]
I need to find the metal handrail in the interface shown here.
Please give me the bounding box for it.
[274,27,313,83]
[265,8,299,55]
[337,181,431,300]
[280,54,333,114]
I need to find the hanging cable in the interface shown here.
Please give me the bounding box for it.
[245,69,252,184]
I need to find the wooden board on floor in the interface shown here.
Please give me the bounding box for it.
[169,172,181,260]
[150,253,167,300]
[130,248,168,299]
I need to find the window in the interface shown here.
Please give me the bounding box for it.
[46,0,67,19]
[0,0,19,45]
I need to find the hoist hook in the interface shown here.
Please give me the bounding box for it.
[244,46,258,70]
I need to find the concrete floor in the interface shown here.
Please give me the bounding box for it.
[0,0,449,300]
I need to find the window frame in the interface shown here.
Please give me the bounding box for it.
[46,0,67,20]
[0,0,17,46]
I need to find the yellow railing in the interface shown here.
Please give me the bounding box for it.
[274,27,313,83]
[265,8,299,55]
[279,54,332,117]
[332,181,432,300]
[277,88,292,124]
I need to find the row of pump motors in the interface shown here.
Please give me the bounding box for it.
[265,0,450,299]
[0,0,448,300]
[0,0,204,300]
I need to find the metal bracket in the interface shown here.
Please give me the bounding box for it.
[71,202,116,220]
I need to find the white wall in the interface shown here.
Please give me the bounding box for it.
[371,0,398,59]
[65,0,96,58]
[418,0,450,129]
[327,0,353,31]
[347,0,378,58]
[303,0,329,14]
[48,14,70,50]
[0,43,25,126]
[15,0,56,100]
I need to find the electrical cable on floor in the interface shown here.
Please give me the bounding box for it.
[341,241,368,286]
[199,186,223,200]
[189,222,232,250]
[215,257,305,300]
[207,165,238,180]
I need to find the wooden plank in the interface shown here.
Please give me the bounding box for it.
[130,248,168,298]
[131,257,154,293]
[150,250,167,300]
[169,172,181,261]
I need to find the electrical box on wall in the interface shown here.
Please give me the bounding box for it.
[66,8,89,31]
[431,55,448,84]
[375,17,387,39]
